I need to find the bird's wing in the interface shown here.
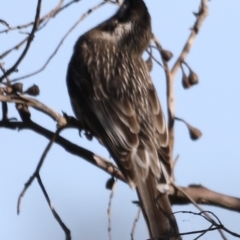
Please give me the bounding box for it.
[67,40,169,186]
[67,39,179,239]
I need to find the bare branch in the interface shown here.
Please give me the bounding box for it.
[171,0,208,78]
[152,36,175,165]
[0,37,28,60]
[1,103,239,213]
[0,61,10,84]
[0,0,65,60]
[37,172,71,240]
[11,1,107,82]
[56,0,82,15]
[0,120,126,183]
[0,94,67,126]
[0,0,42,81]
[172,211,240,239]
[17,128,61,213]
[131,207,141,240]
[169,184,240,212]
[2,118,239,218]
[107,180,117,240]
[0,0,64,34]
[0,19,10,28]
[171,184,227,239]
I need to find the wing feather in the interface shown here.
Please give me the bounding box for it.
[67,39,170,186]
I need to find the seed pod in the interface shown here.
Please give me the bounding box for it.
[106,177,115,190]
[189,70,199,85]
[187,124,202,140]
[160,49,173,62]
[12,82,23,93]
[25,84,40,96]
[175,117,202,140]
[182,71,191,89]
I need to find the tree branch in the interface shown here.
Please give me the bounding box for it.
[11,1,107,82]
[0,94,67,126]
[171,0,208,78]
[1,119,240,214]
[0,0,42,81]
[0,120,126,183]
[169,184,240,212]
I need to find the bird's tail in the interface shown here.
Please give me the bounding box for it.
[136,173,181,240]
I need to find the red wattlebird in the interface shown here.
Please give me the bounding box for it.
[67,0,180,239]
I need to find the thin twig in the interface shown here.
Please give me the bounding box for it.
[0,0,64,34]
[0,62,11,84]
[146,49,163,68]
[0,37,28,60]
[0,64,9,121]
[107,180,117,240]
[0,119,126,182]
[0,0,42,81]
[148,225,220,240]
[11,1,107,82]
[56,0,81,15]
[173,210,240,239]
[39,0,64,22]
[0,21,33,34]
[171,0,208,78]
[171,183,227,240]
[37,173,71,240]
[0,0,65,59]
[193,224,213,240]
[0,19,10,28]
[17,128,61,214]
[131,207,141,240]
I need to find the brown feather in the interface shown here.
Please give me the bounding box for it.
[66,0,180,237]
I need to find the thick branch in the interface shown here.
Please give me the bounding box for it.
[169,184,240,212]
[0,120,125,183]
[1,120,240,213]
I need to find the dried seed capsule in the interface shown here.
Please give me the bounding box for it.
[160,49,173,62]
[182,72,191,89]
[25,84,40,96]
[106,177,115,190]
[187,124,202,140]
[189,70,199,85]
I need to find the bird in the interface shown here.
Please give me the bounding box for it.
[66,0,180,239]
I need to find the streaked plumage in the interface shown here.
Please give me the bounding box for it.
[67,0,180,238]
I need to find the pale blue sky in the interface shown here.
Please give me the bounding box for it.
[1,1,240,239]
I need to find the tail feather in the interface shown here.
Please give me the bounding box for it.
[136,173,180,239]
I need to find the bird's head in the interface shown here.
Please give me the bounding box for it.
[97,0,152,55]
